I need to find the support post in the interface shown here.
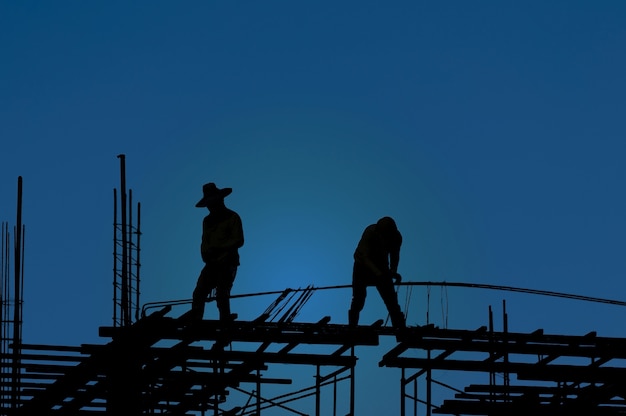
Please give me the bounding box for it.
[503,300,510,398]
[400,367,406,416]
[426,349,431,416]
[413,377,417,416]
[333,374,337,416]
[350,346,355,416]
[256,368,261,416]
[315,364,321,416]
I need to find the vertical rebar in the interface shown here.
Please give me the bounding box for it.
[1,222,6,409]
[488,305,495,395]
[117,154,129,326]
[11,176,23,410]
[135,202,141,322]
[19,225,24,340]
[112,156,141,327]
[113,188,118,326]
[128,189,133,323]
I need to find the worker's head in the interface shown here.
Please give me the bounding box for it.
[376,216,398,238]
[195,182,232,210]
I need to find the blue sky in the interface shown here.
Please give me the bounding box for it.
[2,2,626,414]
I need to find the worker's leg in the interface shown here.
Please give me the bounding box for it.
[215,265,237,322]
[191,265,216,321]
[376,278,405,328]
[348,265,368,326]
[348,285,366,326]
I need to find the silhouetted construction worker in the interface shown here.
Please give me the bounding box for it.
[348,217,406,328]
[190,183,244,322]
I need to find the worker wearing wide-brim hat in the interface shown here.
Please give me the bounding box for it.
[190,182,244,322]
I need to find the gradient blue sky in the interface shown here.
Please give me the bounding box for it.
[2,2,626,414]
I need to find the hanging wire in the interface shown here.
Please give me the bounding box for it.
[444,286,450,328]
[440,286,444,329]
[426,284,431,325]
[403,284,413,324]
[440,284,449,329]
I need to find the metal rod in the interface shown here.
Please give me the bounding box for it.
[112,188,118,327]
[256,368,261,416]
[413,376,417,416]
[503,299,510,396]
[350,346,355,416]
[1,222,6,406]
[135,201,141,322]
[489,305,495,396]
[12,176,23,410]
[401,367,406,416]
[315,364,321,416]
[426,348,431,416]
[233,385,310,416]
[130,190,137,325]
[117,154,128,326]
[400,281,626,307]
[128,188,133,323]
[19,225,25,342]
[333,373,337,416]
[141,278,626,322]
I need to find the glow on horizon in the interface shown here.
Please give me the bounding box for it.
[137,110,490,329]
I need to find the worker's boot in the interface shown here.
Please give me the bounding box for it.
[217,299,235,324]
[213,314,236,351]
[390,310,409,342]
[390,310,406,329]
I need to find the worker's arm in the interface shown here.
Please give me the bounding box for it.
[223,212,244,250]
[390,250,399,274]
[389,232,402,282]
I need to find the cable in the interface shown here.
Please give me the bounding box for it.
[403,284,413,324]
[398,281,626,307]
[141,280,626,317]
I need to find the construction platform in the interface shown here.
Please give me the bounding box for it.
[4,301,626,416]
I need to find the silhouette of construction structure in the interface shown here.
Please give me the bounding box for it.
[112,154,142,328]
[6,300,626,416]
[3,159,626,415]
[1,176,24,415]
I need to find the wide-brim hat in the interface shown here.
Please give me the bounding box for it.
[195,182,232,207]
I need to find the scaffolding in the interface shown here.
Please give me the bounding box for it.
[5,297,626,415]
[5,160,626,414]
[383,321,626,415]
[112,154,142,327]
[0,177,25,416]
[10,291,378,416]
